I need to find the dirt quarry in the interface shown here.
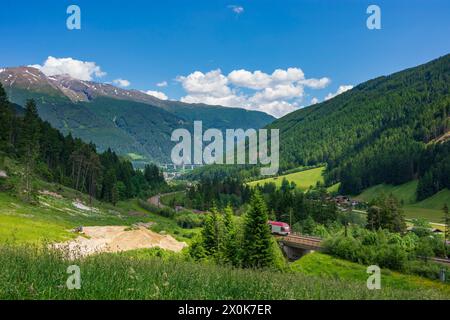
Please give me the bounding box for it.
[55,226,187,257]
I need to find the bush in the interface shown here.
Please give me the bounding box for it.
[376,244,408,270]
[325,228,411,272]
[175,213,205,229]
[137,199,176,218]
[415,238,435,260]
[404,260,450,282]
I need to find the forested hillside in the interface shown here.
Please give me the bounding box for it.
[0,67,274,163]
[0,83,165,204]
[268,54,450,197]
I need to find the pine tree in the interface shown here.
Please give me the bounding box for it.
[367,205,382,230]
[0,84,13,156]
[366,194,406,233]
[201,205,222,256]
[222,204,239,265]
[443,203,449,258]
[111,183,119,206]
[242,190,274,268]
[101,168,117,202]
[20,99,40,201]
[188,235,208,261]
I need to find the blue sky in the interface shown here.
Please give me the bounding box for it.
[1,0,449,117]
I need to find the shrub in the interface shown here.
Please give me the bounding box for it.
[415,237,436,260]
[404,260,450,282]
[376,244,408,270]
[175,213,204,229]
[137,199,176,218]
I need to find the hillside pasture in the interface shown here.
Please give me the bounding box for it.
[355,181,449,223]
[248,167,325,191]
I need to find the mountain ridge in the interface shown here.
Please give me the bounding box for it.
[0,66,275,163]
[268,53,450,196]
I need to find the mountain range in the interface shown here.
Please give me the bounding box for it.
[0,66,274,164]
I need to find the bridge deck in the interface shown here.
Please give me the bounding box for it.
[281,234,323,251]
[281,235,450,264]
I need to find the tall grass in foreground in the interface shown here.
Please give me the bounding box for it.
[0,245,448,300]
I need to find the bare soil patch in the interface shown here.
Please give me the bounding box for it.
[54,225,187,257]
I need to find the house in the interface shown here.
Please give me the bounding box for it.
[334,195,350,205]
[0,170,8,179]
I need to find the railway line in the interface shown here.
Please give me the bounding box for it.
[280,233,450,265]
[280,233,323,251]
[430,257,450,266]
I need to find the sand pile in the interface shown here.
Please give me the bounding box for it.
[54,226,187,257]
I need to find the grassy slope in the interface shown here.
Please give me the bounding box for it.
[116,199,200,242]
[248,167,325,190]
[405,189,450,223]
[355,181,450,223]
[0,190,198,244]
[291,252,449,297]
[354,180,419,205]
[0,157,198,243]
[1,245,448,300]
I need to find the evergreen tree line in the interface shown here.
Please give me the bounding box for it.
[189,191,278,269]
[186,176,252,210]
[366,194,407,233]
[326,129,450,198]
[257,179,338,234]
[0,84,165,203]
[266,54,450,198]
[416,141,450,200]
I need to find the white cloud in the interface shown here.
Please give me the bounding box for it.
[253,101,299,118]
[228,5,244,15]
[299,77,331,89]
[271,68,305,83]
[156,81,168,87]
[325,85,353,101]
[228,67,305,90]
[30,56,106,81]
[144,90,168,100]
[228,70,272,90]
[113,78,131,87]
[177,69,232,97]
[250,84,304,103]
[177,67,331,118]
[181,93,245,107]
[311,97,319,105]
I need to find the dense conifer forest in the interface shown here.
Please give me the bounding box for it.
[0,83,165,203]
[267,54,450,197]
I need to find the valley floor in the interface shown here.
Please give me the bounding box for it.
[249,167,450,224]
[0,176,448,300]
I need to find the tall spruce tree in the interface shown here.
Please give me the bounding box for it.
[0,84,13,156]
[366,194,406,233]
[443,203,449,258]
[201,205,223,256]
[222,204,239,265]
[242,190,274,268]
[20,99,40,200]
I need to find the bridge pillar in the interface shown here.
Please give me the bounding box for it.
[281,244,312,261]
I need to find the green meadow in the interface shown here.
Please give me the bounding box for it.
[355,181,450,223]
[291,252,450,296]
[248,167,326,190]
[0,191,198,244]
[0,245,448,300]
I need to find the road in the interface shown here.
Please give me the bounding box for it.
[147,191,207,214]
[148,194,164,208]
